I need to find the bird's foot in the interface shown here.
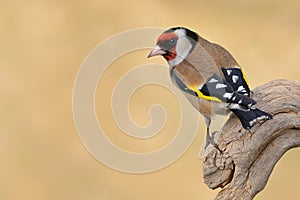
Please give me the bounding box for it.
[205,131,222,153]
[247,128,254,137]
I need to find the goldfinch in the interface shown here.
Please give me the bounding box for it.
[148,27,272,151]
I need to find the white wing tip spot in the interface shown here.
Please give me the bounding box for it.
[208,78,218,83]
[227,70,232,75]
[216,83,227,89]
[232,75,239,83]
[223,92,233,99]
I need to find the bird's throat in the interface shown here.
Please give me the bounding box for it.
[163,52,176,61]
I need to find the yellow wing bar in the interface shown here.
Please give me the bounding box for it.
[190,86,222,102]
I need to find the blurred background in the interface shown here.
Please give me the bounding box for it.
[1,0,300,199]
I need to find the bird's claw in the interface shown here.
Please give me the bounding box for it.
[205,131,222,153]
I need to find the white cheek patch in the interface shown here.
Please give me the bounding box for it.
[168,29,193,67]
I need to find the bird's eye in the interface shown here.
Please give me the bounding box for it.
[158,38,177,50]
[169,38,177,44]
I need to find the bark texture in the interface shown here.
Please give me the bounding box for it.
[202,79,300,200]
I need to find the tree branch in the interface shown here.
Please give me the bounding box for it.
[202,79,300,200]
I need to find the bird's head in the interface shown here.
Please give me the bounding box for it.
[148,27,198,67]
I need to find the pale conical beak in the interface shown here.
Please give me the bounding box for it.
[147,46,166,58]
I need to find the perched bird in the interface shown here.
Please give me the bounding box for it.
[147,27,272,151]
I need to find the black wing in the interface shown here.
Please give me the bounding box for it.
[199,73,256,108]
[221,67,251,96]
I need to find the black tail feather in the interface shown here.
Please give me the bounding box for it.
[230,108,272,129]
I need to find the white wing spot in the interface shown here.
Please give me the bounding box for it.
[208,78,218,83]
[249,119,257,127]
[228,103,241,109]
[223,92,233,99]
[216,83,227,89]
[238,99,242,104]
[237,85,245,92]
[257,116,268,121]
[232,75,239,83]
[227,70,232,75]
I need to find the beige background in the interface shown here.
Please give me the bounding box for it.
[1,0,300,199]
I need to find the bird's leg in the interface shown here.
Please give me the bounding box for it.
[204,118,222,153]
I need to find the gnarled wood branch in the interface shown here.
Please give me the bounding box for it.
[202,79,300,200]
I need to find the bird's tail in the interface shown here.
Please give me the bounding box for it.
[230,108,272,130]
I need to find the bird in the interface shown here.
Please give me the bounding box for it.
[147,27,272,152]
